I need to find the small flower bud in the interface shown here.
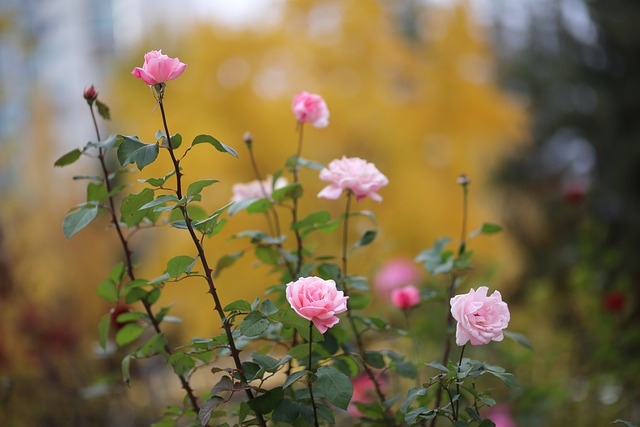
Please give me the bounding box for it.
[457,174,471,186]
[83,85,98,104]
[243,131,253,148]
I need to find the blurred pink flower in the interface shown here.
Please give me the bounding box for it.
[391,285,421,310]
[292,91,329,128]
[131,50,187,85]
[374,258,421,297]
[450,286,510,346]
[285,276,348,334]
[348,374,385,416]
[317,156,389,202]
[231,175,288,202]
[485,405,516,427]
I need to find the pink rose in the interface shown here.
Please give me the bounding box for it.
[485,405,516,427]
[450,286,510,346]
[292,91,330,128]
[131,50,187,85]
[317,156,389,202]
[391,285,421,310]
[83,85,98,103]
[231,175,288,202]
[285,276,348,334]
[348,374,386,416]
[374,258,421,297]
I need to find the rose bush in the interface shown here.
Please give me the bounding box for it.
[450,286,511,346]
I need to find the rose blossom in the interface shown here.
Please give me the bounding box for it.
[374,258,421,297]
[292,91,330,128]
[317,156,389,202]
[391,285,421,310]
[347,374,386,416]
[285,276,348,334]
[83,85,98,103]
[485,405,516,427]
[450,286,510,346]
[231,175,288,202]
[131,50,187,85]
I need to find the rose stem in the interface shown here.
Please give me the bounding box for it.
[340,191,396,426]
[157,95,267,427]
[430,176,470,427]
[308,321,320,427]
[88,100,201,415]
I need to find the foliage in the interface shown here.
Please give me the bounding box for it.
[57,48,521,426]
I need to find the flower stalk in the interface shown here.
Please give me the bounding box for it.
[87,99,200,414]
[157,99,267,427]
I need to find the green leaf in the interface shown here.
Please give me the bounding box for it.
[166,255,197,278]
[224,299,252,312]
[96,280,118,303]
[315,365,353,410]
[228,197,260,215]
[168,352,195,377]
[139,194,180,211]
[503,331,532,349]
[255,245,280,265]
[54,148,82,167]
[121,354,133,385]
[272,183,303,202]
[348,293,371,310]
[283,370,310,389]
[400,387,427,413]
[192,134,238,158]
[187,179,219,199]
[86,182,108,203]
[292,211,331,230]
[475,222,503,236]
[251,353,284,372]
[120,188,155,227]
[63,203,99,239]
[98,313,110,350]
[247,387,284,414]
[613,420,638,427]
[240,311,269,337]
[199,396,224,426]
[116,135,159,170]
[96,99,110,120]
[487,371,519,388]
[139,333,169,357]
[214,251,243,278]
[273,399,312,423]
[260,299,279,316]
[479,420,496,427]
[415,237,453,275]
[246,198,273,214]
[109,262,125,283]
[354,230,377,248]
[279,309,323,342]
[317,263,340,281]
[364,350,386,369]
[115,323,145,347]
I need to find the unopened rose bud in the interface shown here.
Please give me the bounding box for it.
[243,131,253,148]
[457,174,470,186]
[83,85,98,104]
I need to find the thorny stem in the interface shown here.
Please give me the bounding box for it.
[430,176,470,427]
[87,103,200,414]
[340,191,396,427]
[291,123,305,276]
[308,321,320,427]
[158,99,267,427]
